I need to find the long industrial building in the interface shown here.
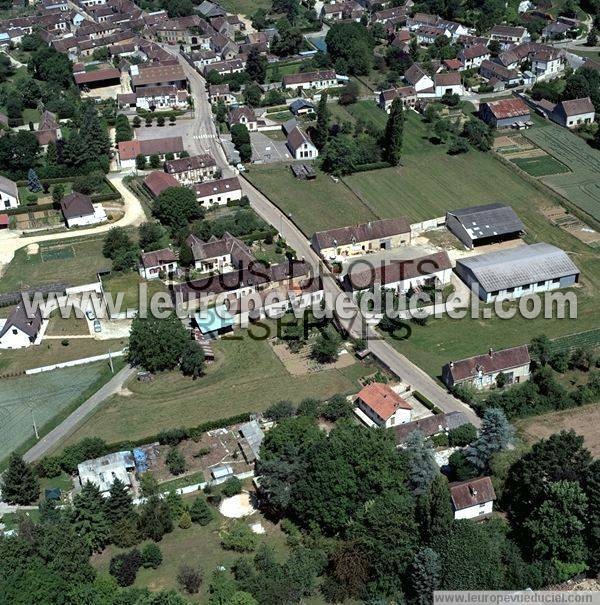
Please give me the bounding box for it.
[455,242,580,302]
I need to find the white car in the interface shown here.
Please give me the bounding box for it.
[86,309,96,321]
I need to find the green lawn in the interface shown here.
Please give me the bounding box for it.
[0,337,127,374]
[246,164,377,236]
[92,498,290,602]
[0,237,110,293]
[102,273,166,311]
[59,328,377,446]
[218,0,271,14]
[511,155,570,177]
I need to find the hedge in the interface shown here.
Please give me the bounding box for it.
[413,390,443,415]
[5,202,56,215]
[353,161,392,173]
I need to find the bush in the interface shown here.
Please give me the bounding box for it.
[448,424,477,447]
[264,400,296,421]
[166,447,186,476]
[189,496,214,525]
[431,433,449,447]
[177,565,202,594]
[109,549,142,587]
[157,427,189,446]
[221,522,257,552]
[221,476,242,498]
[141,543,163,568]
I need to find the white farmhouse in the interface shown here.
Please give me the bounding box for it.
[450,476,496,520]
[0,175,19,209]
[0,303,43,349]
[60,192,107,228]
[193,177,242,208]
[286,127,318,160]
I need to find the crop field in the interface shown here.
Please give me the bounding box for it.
[0,362,113,461]
[511,155,569,177]
[523,125,600,221]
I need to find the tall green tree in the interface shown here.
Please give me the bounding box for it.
[524,480,588,566]
[409,547,441,605]
[383,98,404,166]
[128,313,189,373]
[466,408,512,472]
[405,429,438,495]
[312,93,329,150]
[419,474,454,542]
[106,477,133,523]
[71,482,111,553]
[1,453,40,505]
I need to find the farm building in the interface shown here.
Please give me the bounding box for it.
[394,411,471,445]
[344,251,452,294]
[450,476,496,520]
[454,242,580,302]
[445,203,525,249]
[143,171,179,197]
[77,451,135,493]
[442,344,531,390]
[312,217,411,259]
[549,97,595,129]
[479,98,530,128]
[354,382,412,428]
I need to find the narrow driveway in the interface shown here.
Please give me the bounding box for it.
[23,364,136,463]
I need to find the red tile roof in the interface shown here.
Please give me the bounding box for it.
[356,382,412,421]
[450,476,496,510]
[143,171,179,197]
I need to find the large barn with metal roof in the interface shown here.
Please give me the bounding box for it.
[446,203,525,249]
[455,242,580,302]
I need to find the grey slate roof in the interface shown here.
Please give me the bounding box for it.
[456,243,580,292]
[447,203,524,241]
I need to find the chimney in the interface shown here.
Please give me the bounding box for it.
[488,348,493,357]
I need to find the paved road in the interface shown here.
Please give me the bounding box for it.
[23,365,136,463]
[166,47,481,426]
[0,172,146,271]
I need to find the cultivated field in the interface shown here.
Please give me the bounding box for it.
[516,402,600,457]
[510,155,569,177]
[0,361,116,461]
[524,124,600,221]
[59,328,377,446]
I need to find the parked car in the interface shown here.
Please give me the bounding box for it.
[93,320,102,333]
